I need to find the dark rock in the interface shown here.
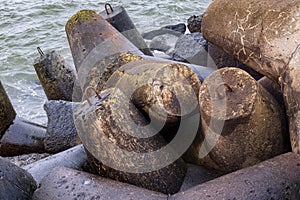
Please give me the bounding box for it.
[142,23,186,40]
[169,33,208,66]
[33,167,168,200]
[171,153,300,200]
[44,100,80,153]
[187,15,203,33]
[0,156,37,200]
[0,117,46,156]
[207,42,263,80]
[24,145,87,185]
[162,23,186,34]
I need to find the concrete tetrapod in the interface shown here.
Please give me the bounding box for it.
[74,87,187,195]
[104,59,202,138]
[201,0,300,82]
[184,67,287,173]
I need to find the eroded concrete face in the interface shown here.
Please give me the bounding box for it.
[202,0,300,82]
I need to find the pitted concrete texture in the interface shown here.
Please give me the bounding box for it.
[171,153,300,200]
[33,166,168,200]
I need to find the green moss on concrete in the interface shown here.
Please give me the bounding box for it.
[66,10,97,32]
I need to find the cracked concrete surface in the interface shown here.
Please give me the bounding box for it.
[202,0,300,82]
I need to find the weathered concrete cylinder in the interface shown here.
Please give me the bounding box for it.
[33,167,168,200]
[0,157,37,200]
[0,81,16,138]
[33,49,77,101]
[185,67,287,173]
[105,59,202,130]
[202,0,300,82]
[99,4,153,56]
[84,52,213,95]
[0,118,46,156]
[172,153,300,200]
[23,145,87,185]
[83,52,143,94]
[65,10,143,73]
[74,87,187,194]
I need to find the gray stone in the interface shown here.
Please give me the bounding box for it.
[33,167,168,200]
[0,117,46,156]
[169,33,208,66]
[44,100,80,153]
[171,153,300,200]
[149,34,179,52]
[0,156,37,200]
[24,144,87,185]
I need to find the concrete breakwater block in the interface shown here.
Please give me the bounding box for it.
[74,87,187,195]
[0,81,16,138]
[201,0,300,82]
[171,153,300,200]
[0,117,46,156]
[33,49,77,101]
[23,144,87,185]
[100,5,153,56]
[33,166,168,200]
[0,157,37,200]
[201,0,300,154]
[184,67,287,173]
[65,10,143,73]
[44,100,80,153]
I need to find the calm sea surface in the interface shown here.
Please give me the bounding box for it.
[0,0,211,125]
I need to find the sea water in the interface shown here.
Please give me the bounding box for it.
[0,0,211,125]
